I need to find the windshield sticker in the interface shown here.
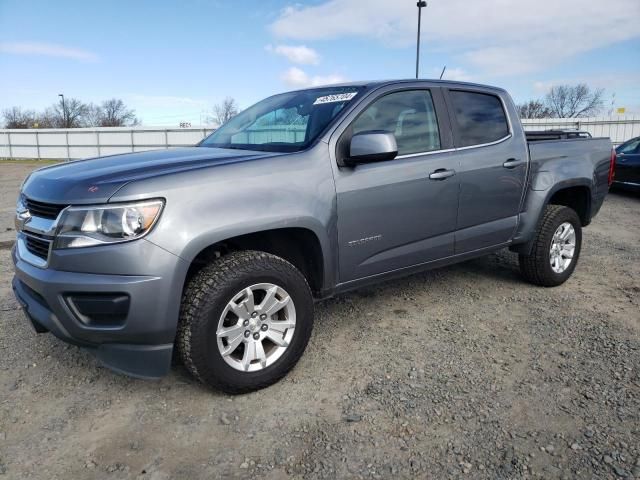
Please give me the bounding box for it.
[313,92,358,105]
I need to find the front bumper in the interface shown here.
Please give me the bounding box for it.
[11,239,189,379]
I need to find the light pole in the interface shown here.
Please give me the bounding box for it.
[415,1,427,79]
[58,93,66,127]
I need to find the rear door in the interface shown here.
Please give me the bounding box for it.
[444,88,528,253]
[616,137,640,184]
[331,86,459,283]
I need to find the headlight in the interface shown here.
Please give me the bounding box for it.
[54,199,164,249]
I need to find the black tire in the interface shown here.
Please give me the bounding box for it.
[519,205,582,287]
[177,250,314,394]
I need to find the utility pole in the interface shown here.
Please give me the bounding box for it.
[58,93,66,127]
[415,1,427,79]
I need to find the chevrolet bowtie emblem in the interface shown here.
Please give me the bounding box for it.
[15,208,32,232]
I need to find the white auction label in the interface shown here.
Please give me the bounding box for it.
[313,92,358,105]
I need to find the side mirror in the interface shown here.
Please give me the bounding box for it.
[347,131,398,165]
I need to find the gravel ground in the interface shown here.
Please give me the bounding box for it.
[0,162,638,480]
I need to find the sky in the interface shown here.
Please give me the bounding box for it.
[1,0,639,126]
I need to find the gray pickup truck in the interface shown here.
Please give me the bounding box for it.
[12,80,615,393]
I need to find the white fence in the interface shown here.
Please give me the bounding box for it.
[1,116,639,160]
[0,127,216,160]
[521,116,640,146]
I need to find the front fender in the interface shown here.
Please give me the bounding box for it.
[110,147,338,291]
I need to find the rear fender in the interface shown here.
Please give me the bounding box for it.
[510,178,591,255]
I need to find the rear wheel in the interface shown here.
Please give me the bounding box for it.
[177,250,314,393]
[519,205,582,287]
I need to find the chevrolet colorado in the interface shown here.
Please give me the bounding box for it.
[12,80,615,393]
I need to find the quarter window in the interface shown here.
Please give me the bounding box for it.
[450,91,510,147]
[351,90,441,156]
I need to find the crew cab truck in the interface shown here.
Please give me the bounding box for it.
[12,80,615,393]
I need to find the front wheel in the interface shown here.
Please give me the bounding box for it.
[177,250,314,393]
[519,205,582,287]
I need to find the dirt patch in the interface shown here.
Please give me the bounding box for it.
[0,163,638,479]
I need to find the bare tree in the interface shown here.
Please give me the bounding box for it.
[52,97,89,127]
[517,100,552,119]
[2,107,37,128]
[210,97,239,126]
[34,109,57,128]
[544,84,605,118]
[83,103,104,127]
[3,98,139,128]
[98,98,139,126]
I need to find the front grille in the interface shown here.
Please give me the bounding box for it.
[25,235,51,260]
[24,197,67,220]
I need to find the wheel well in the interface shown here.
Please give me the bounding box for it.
[548,186,591,225]
[186,228,325,296]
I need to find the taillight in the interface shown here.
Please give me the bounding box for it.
[608,149,616,187]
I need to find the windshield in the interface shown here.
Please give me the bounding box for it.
[200,86,365,152]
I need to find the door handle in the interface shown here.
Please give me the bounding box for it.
[503,158,526,169]
[429,168,456,180]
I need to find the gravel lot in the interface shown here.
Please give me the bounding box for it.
[0,162,638,479]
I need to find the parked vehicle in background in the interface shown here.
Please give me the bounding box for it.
[12,79,615,393]
[614,136,640,189]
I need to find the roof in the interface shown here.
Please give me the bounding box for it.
[287,79,507,94]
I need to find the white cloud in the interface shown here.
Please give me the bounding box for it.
[270,0,640,76]
[265,44,320,65]
[281,67,346,88]
[281,67,309,87]
[0,42,98,61]
[271,1,413,44]
[533,72,640,94]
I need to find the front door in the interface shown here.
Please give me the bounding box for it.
[333,88,459,283]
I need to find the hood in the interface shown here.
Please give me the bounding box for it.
[21,147,277,204]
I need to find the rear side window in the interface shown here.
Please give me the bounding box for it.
[449,91,509,147]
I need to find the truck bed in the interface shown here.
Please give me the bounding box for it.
[526,136,612,219]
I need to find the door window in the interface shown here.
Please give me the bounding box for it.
[449,90,510,147]
[351,90,441,156]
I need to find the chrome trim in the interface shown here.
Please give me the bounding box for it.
[16,233,50,268]
[393,132,512,159]
[454,133,513,151]
[21,215,61,237]
[15,195,65,268]
[396,147,456,159]
[375,133,512,160]
[63,199,164,214]
[613,180,640,187]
